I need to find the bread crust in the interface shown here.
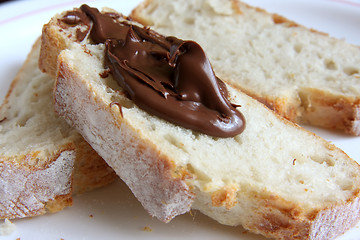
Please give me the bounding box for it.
[39,21,68,77]
[193,179,360,240]
[0,149,74,219]
[257,194,360,240]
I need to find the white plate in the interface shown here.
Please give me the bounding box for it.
[0,0,360,239]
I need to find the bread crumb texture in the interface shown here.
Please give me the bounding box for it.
[131,0,360,134]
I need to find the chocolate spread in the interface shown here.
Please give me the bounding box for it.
[62,5,245,138]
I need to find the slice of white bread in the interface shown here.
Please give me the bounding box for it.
[131,0,360,135]
[40,6,360,240]
[0,38,117,219]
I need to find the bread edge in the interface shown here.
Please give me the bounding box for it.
[54,53,195,222]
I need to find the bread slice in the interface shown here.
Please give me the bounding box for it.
[0,38,117,219]
[130,0,360,136]
[40,6,360,240]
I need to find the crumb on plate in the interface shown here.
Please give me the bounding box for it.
[143,226,152,232]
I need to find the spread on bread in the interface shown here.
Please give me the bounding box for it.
[40,2,360,238]
[129,0,360,136]
[61,5,245,138]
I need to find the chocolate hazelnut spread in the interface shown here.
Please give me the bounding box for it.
[62,5,245,137]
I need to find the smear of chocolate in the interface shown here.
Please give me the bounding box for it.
[62,5,245,137]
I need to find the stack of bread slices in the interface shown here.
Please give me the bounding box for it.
[1,1,360,240]
[0,38,116,219]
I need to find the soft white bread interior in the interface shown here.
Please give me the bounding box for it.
[40,6,360,240]
[0,38,116,219]
[131,0,360,135]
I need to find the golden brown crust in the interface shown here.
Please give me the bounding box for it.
[239,190,360,240]
[45,194,73,213]
[230,0,243,14]
[211,185,238,210]
[39,22,68,76]
[271,14,300,27]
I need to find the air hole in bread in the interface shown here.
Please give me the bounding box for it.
[339,180,354,191]
[234,135,243,145]
[211,136,220,141]
[59,127,72,138]
[149,122,156,131]
[228,50,237,56]
[186,163,211,182]
[192,132,201,140]
[110,94,133,109]
[325,76,337,82]
[250,166,262,182]
[310,156,335,167]
[103,77,122,91]
[316,52,324,59]
[212,55,221,62]
[298,91,312,111]
[30,93,40,103]
[184,17,195,24]
[324,158,335,167]
[324,59,337,70]
[164,133,187,152]
[186,163,196,175]
[293,43,302,53]
[343,67,359,76]
[16,114,31,127]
